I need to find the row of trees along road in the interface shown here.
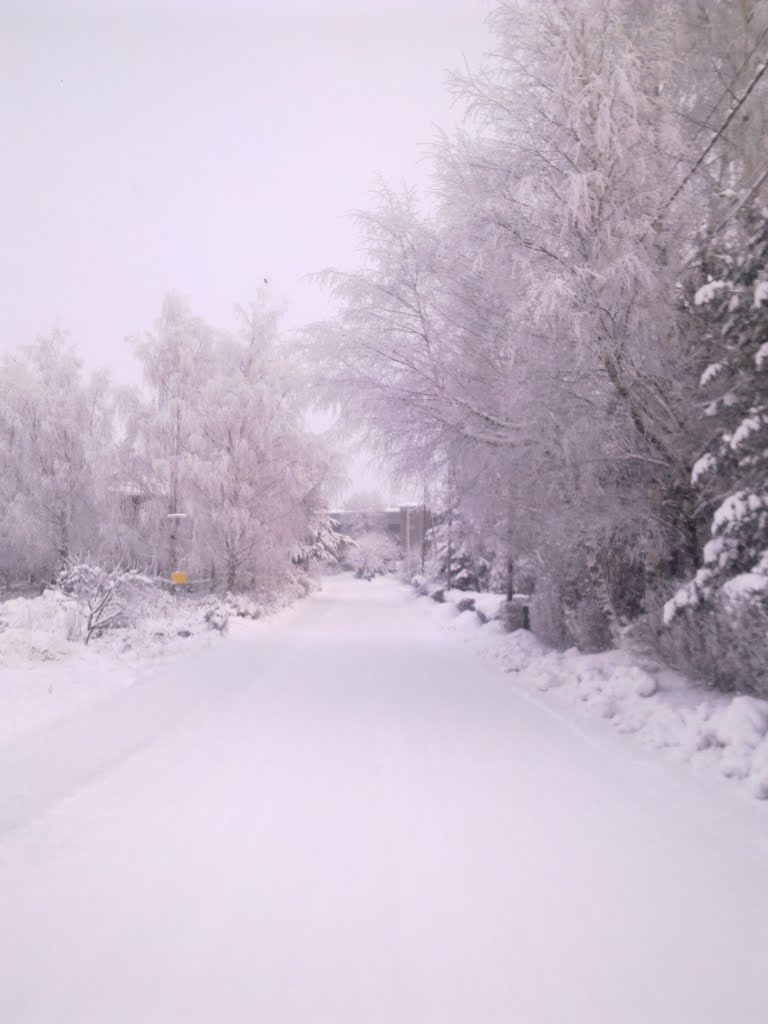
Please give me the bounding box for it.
[0,293,340,594]
[307,0,768,695]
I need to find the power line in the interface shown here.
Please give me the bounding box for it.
[677,162,768,276]
[693,21,768,140]
[660,50,768,216]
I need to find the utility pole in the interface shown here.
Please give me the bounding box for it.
[168,401,181,573]
[446,469,453,589]
[421,483,427,575]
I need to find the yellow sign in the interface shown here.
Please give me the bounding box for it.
[171,571,188,586]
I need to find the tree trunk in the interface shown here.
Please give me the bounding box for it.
[585,544,621,647]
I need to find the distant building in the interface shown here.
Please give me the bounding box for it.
[399,505,432,555]
[329,505,432,553]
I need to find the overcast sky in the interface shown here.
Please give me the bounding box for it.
[1,0,493,386]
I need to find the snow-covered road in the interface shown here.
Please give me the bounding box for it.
[1,575,767,1023]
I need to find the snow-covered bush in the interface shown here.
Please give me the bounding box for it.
[55,561,159,644]
[661,590,768,698]
[409,574,430,596]
[220,593,264,620]
[203,606,229,634]
[527,554,618,654]
[347,531,399,579]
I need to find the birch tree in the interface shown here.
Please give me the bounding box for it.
[0,333,112,581]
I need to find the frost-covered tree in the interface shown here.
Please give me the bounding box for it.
[309,188,512,468]
[665,206,768,655]
[0,333,113,582]
[124,293,214,575]
[0,292,340,600]
[122,293,339,591]
[308,0,707,648]
[449,0,702,565]
[292,503,346,571]
[189,299,338,590]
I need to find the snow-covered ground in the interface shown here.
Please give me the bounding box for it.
[415,580,768,802]
[0,587,223,746]
[0,582,309,746]
[1,575,767,1023]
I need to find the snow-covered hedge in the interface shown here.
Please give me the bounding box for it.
[659,591,768,699]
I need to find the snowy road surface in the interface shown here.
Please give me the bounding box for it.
[1,576,767,1023]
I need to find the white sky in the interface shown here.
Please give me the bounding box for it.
[1,0,493,386]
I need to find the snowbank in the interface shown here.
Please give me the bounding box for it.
[0,576,318,747]
[410,579,768,801]
[0,590,221,746]
[411,579,511,622]
[494,635,768,800]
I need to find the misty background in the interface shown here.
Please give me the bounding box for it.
[1,0,491,395]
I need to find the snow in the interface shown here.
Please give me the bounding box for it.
[0,611,226,748]
[712,490,765,532]
[414,585,517,624]
[702,535,726,566]
[0,588,80,642]
[0,583,312,744]
[431,586,768,803]
[722,571,768,600]
[730,413,763,449]
[405,579,768,803]
[699,360,723,387]
[702,697,768,786]
[690,451,716,484]
[1,575,768,1023]
[662,581,699,623]
[472,591,507,621]
[694,280,727,306]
